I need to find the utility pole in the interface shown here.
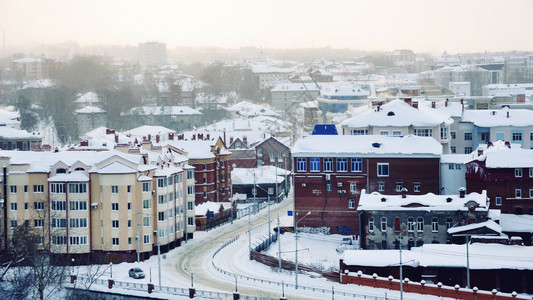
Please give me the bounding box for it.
[400,239,403,300]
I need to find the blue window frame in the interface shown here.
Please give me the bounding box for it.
[324,158,333,172]
[351,158,362,172]
[310,158,320,172]
[297,158,307,172]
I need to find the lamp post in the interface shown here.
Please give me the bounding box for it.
[155,230,161,288]
[230,164,236,224]
[110,262,113,278]
[466,234,470,289]
[295,211,311,289]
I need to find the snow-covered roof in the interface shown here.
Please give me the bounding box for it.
[98,161,138,174]
[160,140,216,160]
[75,92,100,104]
[271,82,320,92]
[447,220,502,235]
[343,243,533,270]
[126,106,201,116]
[195,201,224,216]
[341,99,453,128]
[232,166,290,185]
[440,154,472,164]
[0,107,21,127]
[498,214,533,233]
[357,189,488,212]
[0,126,41,139]
[462,107,533,127]
[226,101,278,117]
[250,64,293,74]
[48,171,89,182]
[75,106,105,114]
[123,126,176,138]
[471,140,533,168]
[292,135,442,157]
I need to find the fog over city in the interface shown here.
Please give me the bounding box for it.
[2,1,533,300]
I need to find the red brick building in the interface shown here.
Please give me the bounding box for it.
[466,141,533,214]
[292,135,442,235]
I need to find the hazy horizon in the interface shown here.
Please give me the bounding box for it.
[2,0,533,56]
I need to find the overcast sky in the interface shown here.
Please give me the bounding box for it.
[2,0,532,54]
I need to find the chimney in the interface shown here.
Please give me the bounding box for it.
[377,105,380,112]
[431,101,436,108]
[477,149,483,156]
[230,137,234,145]
[106,128,115,135]
[206,134,210,140]
[487,141,493,148]
[80,140,88,147]
[401,188,408,198]
[156,134,160,143]
[404,98,412,105]
[114,134,118,143]
[243,136,248,145]
[507,111,510,118]
[192,134,196,140]
[169,133,174,140]
[505,141,511,148]
[459,187,466,198]
[445,99,448,107]
[412,101,418,109]
[178,134,184,140]
[198,133,203,140]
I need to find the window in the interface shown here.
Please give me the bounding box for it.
[530,168,533,178]
[111,203,119,211]
[143,234,151,244]
[378,182,385,192]
[380,130,389,136]
[368,218,374,232]
[34,219,44,228]
[446,218,453,229]
[326,183,332,191]
[464,147,473,154]
[112,220,119,228]
[392,130,402,136]
[440,127,448,140]
[348,198,355,209]
[394,217,401,232]
[70,236,87,245]
[52,218,67,228]
[127,185,131,193]
[202,177,206,184]
[407,217,415,232]
[351,158,362,172]
[52,236,67,245]
[257,148,262,155]
[158,195,167,204]
[56,168,67,174]
[111,185,118,193]
[203,164,207,170]
[451,146,456,154]
[69,200,87,211]
[10,186,16,194]
[10,202,17,211]
[158,212,165,221]
[112,238,119,246]
[515,168,523,178]
[187,170,194,179]
[415,129,432,137]
[127,202,131,210]
[414,183,421,193]
[24,185,28,193]
[187,186,194,195]
[495,196,502,206]
[143,216,151,227]
[512,132,523,141]
[351,129,368,135]
[51,201,66,211]
[450,132,456,139]
[10,220,17,228]
[377,163,389,177]
[515,188,522,198]
[143,182,150,192]
[337,158,348,172]
[350,182,357,194]
[529,188,533,199]
[296,158,307,172]
[417,217,424,232]
[187,201,194,210]
[269,153,275,162]
[396,182,403,192]
[323,158,333,172]
[431,218,438,232]
[464,132,473,140]
[33,185,44,193]
[24,202,28,210]
[69,183,87,193]
[143,199,151,209]
[480,132,490,142]
[51,183,65,193]
[187,217,195,226]
[381,217,387,232]
[70,218,88,228]
[203,191,207,198]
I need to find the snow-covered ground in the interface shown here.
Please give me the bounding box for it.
[67,200,450,300]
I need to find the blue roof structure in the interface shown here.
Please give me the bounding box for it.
[311,124,338,135]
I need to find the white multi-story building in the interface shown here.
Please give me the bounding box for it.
[138,42,167,68]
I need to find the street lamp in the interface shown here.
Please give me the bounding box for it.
[230,164,236,224]
[295,211,311,289]
[154,230,161,288]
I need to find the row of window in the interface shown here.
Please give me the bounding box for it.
[297,158,367,173]
[368,217,454,233]
[514,168,533,178]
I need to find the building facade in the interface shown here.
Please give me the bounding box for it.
[292,135,442,235]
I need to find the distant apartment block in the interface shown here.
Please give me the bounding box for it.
[138,42,167,68]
